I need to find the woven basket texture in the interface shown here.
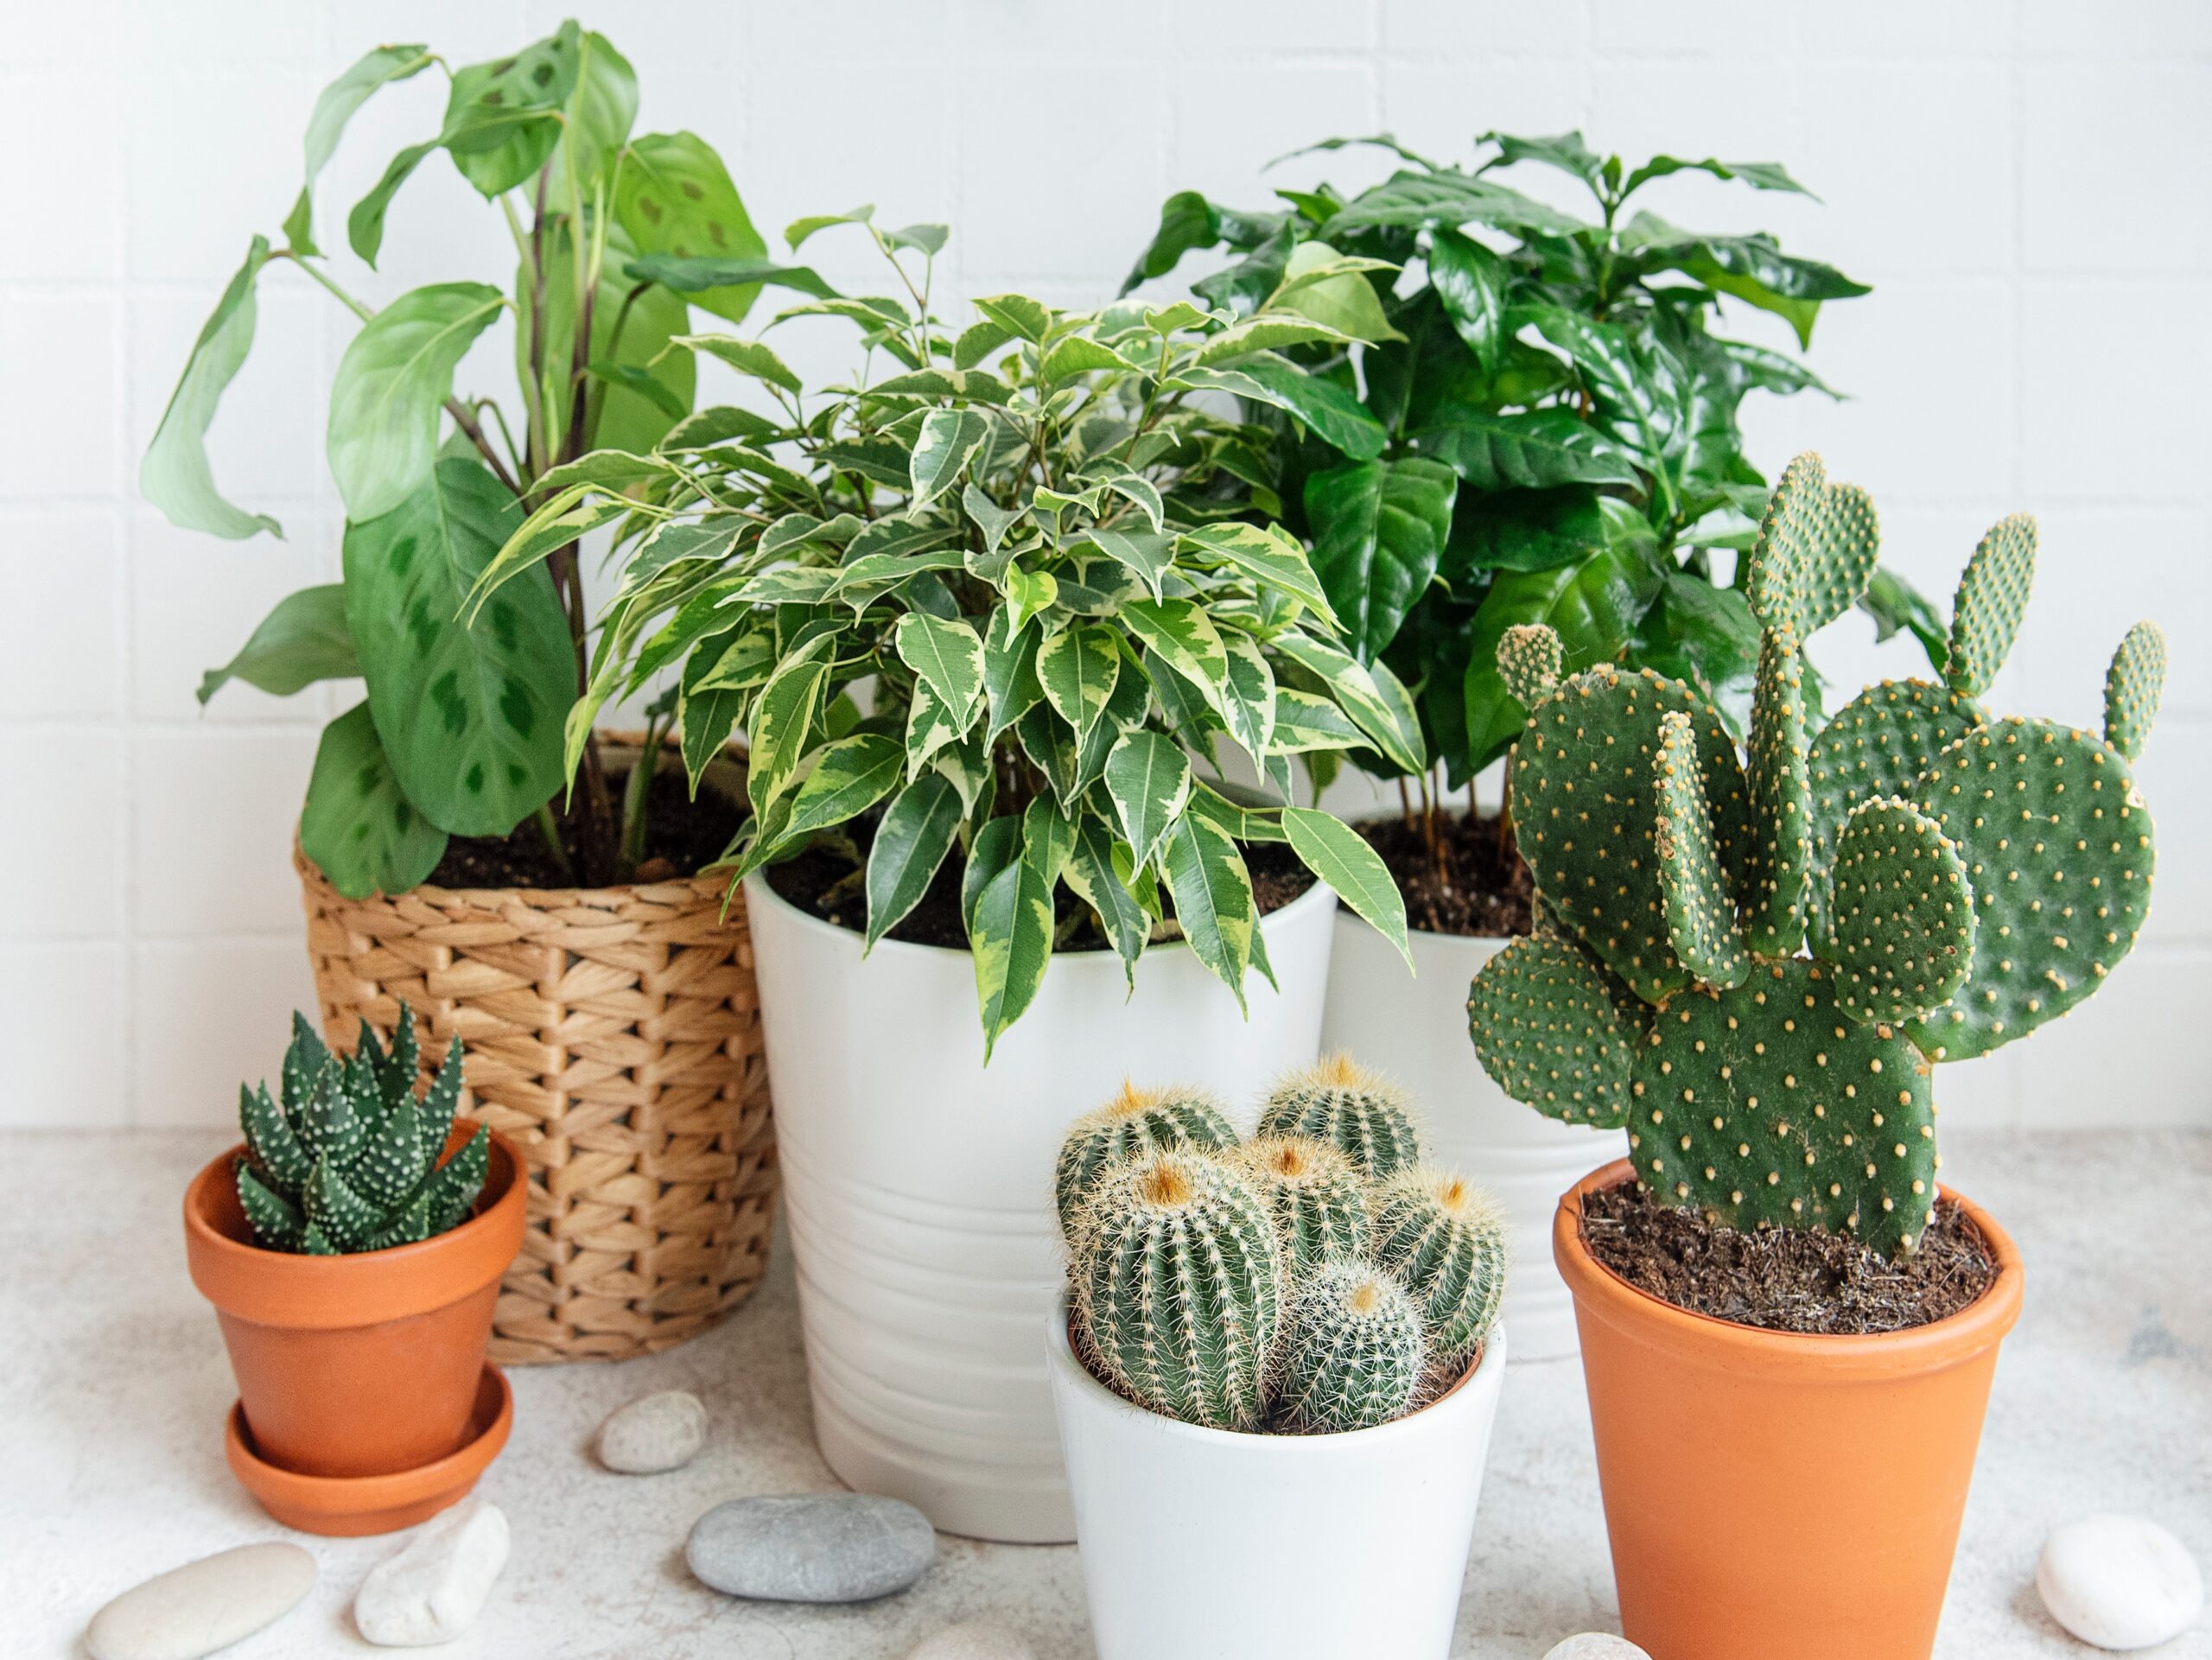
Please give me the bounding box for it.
[292,741,776,1364]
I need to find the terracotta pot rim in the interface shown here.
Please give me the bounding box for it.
[1048,1294,1502,1449]
[184,1125,527,1331]
[1554,1158,2024,1375]
[748,862,1338,965]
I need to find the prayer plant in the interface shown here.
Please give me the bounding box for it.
[464,217,1419,1054]
[143,20,815,896]
[1128,130,1944,871]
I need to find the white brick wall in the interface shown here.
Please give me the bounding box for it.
[2,0,2205,1129]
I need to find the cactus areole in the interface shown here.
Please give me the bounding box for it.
[1468,452,2164,1261]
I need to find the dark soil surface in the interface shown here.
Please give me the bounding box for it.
[1357,808,1534,938]
[766,817,1316,951]
[1580,1181,1998,1335]
[426,768,743,890]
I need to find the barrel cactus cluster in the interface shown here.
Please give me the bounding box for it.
[1058,1056,1507,1434]
[1467,451,2165,1256]
[235,1007,489,1255]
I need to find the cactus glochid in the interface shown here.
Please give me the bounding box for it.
[1059,1071,1503,1434]
[236,1008,486,1256]
[1255,1053,1421,1178]
[1053,1080,1237,1242]
[1469,452,2163,1256]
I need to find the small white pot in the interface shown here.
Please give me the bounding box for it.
[746,872,1338,1543]
[1321,909,1624,1360]
[1047,1299,1507,1660]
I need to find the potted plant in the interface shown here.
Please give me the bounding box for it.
[143,20,797,1364]
[182,1009,527,1535]
[1127,131,1944,1358]
[1465,452,2165,1659]
[464,216,1422,1537]
[1045,1064,1510,1659]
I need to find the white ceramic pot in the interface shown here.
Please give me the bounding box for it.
[746,872,1338,1543]
[1047,1299,1507,1660]
[1321,910,1624,1361]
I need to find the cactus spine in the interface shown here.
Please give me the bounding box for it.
[238,1007,486,1255]
[1071,1148,1283,1431]
[1372,1167,1510,1361]
[1054,1080,1237,1241]
[1235,1135,1372,1271]
[1467,451,2163,1256]
[1255,1053,1421,1178]
[1273,1262,1427,1434]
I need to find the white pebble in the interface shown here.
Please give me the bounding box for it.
[907,1620,1036,1660]
[596,1389,708,1473]
[354,1500,511,1647]
[86,1542,315,1660]
[2037,1514,2202,1650]
[1543,1638,1652,1660]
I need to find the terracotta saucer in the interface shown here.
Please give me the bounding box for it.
[225,1364,512,1536]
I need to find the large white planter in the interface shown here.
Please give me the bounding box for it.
[746,872,1338,1543]
[1047,1300,1507,1660]
[1321,910,1623,1361]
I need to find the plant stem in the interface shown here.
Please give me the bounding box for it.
[531,803,577,883]
[616,718,664,881]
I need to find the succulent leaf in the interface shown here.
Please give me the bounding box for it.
[415,1123,491,1235]
[1273,1262,1427,1434]
[416,1037,466,1167]
[1234,1135,1372,1272]
[1656,710,1749,989]
[1818,798,1978,1026]
[282,1010,330,1113]
[1255,1053,1421,1178]
[374,1002,423,1111]
[1945,513,2036,698]
[1053,1080,1238,1242]
[348,1093,426,1212]
[2103,621,2166,763]
[1627,958,1939,1256]
[238,1080,313,1193]
[1496,621,1563,709]
[1370,1166,1508,1361]
[366,1193,434,1250]
[1510,663,1751,1004]
[303,1155,385,1253]
[1466,934,1639,1128]
[1739,626,1815,956]
[236,1161,306,1249]
[1904,718,2155,1059]
[292,1056,367,1168]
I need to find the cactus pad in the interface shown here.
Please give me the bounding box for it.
[1745,453,1879,640]
[1511,664,1751,1003]
[1627,958,1939,1256]
[1497,622,1564,709]
[1945,513,2037,698]
[1739,626,1815,956]
[1656,710,1750,989]
[1904,717,2156,1060]
[2103,621,2167,762]
[1818,798,1979,1025]
[1054,1080,1238,1242]
[1235,1135,1373,1272]
[1808,678,1986,924]
[1465,933,1639,1127]
[1273,1262,1428,1434]
[1372,1167,1509,1360]
[1256,1053,1421,1179]
[1073,1148,1283,1431]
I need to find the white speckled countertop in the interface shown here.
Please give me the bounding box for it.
[5,1129,2206,1658]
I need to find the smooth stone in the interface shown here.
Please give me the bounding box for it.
[354,1500,511,1647]
[906,1621,1036,1660]
[86,1542,315,1660]
[1543,1638,1652,1660]
[687,1493,935,1602]
[2037,1513,2203,1650]
[595,1389,708,1474]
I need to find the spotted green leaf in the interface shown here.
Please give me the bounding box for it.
[299,702,448,900]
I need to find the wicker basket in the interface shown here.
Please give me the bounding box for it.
[293,738,777,1364]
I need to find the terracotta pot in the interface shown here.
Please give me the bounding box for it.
[1554,1160,2024,1660]
[183,1124,526,1480]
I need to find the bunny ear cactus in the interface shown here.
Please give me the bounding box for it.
[1468,451,2162,1256]
[237,1007,485,1255]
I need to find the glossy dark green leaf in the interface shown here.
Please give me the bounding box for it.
[1172,359,1386,461]
[1331,171,1590,240]
[1414,406,1641,491]
[1622,155,1815,199]
[1624,214,1868,348]
[1303,457,1458,661]
[300,702,448,900]
[1122,189,1225,293]
[1859,567,1949,671]
[1446,485,1608,574]
[1426,227,1509,370]
[200,584,359,705]
[1480,130,1606,186]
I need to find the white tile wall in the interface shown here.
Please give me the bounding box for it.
[0,0,2203,1129]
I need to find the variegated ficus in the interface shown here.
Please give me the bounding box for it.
[466,217,1417,1053]
[1466,453,2164,1255]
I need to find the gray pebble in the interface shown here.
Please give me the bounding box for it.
[1543,1638,1651,1660]
[595,1389,707,1473]
[686,1493,935,1602]
[86,1542,315,1660]
[907,1620,1036,1659]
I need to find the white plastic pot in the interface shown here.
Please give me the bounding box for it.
[745,872,1338,1543]
[1047,1298,1508,1660]
[1321,911,1623,1360]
